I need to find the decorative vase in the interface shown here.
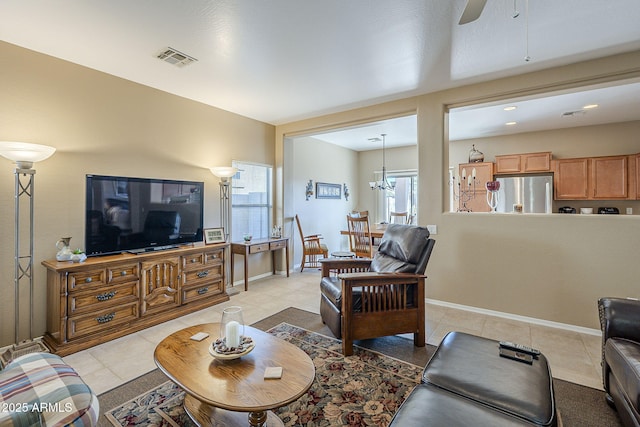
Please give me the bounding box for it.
[220,306,245,348]
[56,237,73,261]
[468,144,484,163]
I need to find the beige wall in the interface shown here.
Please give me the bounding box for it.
[277,50,640,330]
[0,41,275,346]
[286,136,359,265]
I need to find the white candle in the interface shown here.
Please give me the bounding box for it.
[472,168,476,179]
[225,320,240,347]
[462,168,466,179]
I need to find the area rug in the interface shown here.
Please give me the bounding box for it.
[99,307,623,427]
[104,322,423,426]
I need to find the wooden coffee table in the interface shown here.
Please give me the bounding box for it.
[154,323,315,427]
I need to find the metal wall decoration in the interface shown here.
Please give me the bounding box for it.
[305,180,314,201]
[316,182,342,199]
[343,183,350,201]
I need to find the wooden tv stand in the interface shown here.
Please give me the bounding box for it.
[42,243,229,356]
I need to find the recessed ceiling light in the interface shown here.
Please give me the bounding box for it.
[503,106,517,111]
[505,121,517,126]
[583,104,599,109]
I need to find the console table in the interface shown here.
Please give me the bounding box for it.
[41,243,229,356]
[230,237,289,291]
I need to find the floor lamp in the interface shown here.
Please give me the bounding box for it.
[210,166,238,285]
[0,141,56,366]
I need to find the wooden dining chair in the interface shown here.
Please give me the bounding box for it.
[295,214,328,271]
[346,214,373,258]
[389,211,409,224]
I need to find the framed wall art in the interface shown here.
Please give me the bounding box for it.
[316,182,341,199]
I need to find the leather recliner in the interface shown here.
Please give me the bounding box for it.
[320,224,435,355]
[598,297,640,427]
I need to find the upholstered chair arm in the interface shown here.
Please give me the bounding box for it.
[320,258,372,278]
[598,297,640,344]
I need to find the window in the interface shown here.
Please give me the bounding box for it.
[374,171,418,223]
[231,161,272,241]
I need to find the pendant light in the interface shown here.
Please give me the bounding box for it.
[368,133,394,191]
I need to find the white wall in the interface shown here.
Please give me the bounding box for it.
[287,136,358,269]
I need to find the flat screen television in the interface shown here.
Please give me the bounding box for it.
[85,174,204,256]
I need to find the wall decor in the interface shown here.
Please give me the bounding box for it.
[305,180,314,201]
[316,182,342,199]
[204,227,225,244]
[343,183,350,201]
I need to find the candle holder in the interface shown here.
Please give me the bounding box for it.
[451,167,477,212]
[220,306,245,347]
[211,306,254,359]
[486,181,500,213]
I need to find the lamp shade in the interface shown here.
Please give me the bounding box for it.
[210,166,238,181]
[0,141,56,169]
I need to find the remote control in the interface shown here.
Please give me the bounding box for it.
[499,341,540,356]
[499,348,533,365]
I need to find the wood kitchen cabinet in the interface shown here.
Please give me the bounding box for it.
[554,155,629,200]
[457,162,493,212]
[591,155,628,199]
[495,152,551,174]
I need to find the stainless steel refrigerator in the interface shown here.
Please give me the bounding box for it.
[495,174,553,213]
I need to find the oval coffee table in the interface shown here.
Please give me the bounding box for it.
[154,323,315,427]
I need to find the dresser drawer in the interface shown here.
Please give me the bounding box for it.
[183,249,223,271]
[107,263,140,284]
[67,302,138,340]
[269,240,287,250]
[68,268,106,292]
[249,243,270,253]
[182,264,223,286]
[182,279,224,304]
[68,282,139,316]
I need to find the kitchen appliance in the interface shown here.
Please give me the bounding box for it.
[558,207,576,213]
[598,207,620,214]
[495,174,553,214]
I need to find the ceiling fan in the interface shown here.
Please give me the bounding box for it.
[458,0,488,25]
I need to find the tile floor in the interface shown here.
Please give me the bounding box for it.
[61,270,604,395]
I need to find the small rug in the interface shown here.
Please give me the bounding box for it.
[104,322,424,427]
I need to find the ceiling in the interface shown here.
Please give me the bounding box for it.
[1,1,640,149]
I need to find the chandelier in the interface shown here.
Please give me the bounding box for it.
[369,133,394,191]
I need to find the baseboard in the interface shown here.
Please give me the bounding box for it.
[230,271,287,287]
[426,298,602,337]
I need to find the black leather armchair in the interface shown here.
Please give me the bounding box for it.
[598,297,640,427]
[320,224,435,355]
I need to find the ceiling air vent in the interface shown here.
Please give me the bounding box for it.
[561,110,586,117]
[156,47,197,67]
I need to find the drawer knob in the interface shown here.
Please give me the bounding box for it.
[96,291,117,302]
[197,270,209,278]
[197,287,209,295]
[120,271,127,276]
[191,258,197,263]
[96,312,115,324]
[85,277,93,283]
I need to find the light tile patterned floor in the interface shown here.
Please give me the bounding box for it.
[62,270,603,395]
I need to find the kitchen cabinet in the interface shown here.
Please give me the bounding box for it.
[495,152,551,174]
[591,155,628,199]
[457,162,493,212]
[554,155,629,200]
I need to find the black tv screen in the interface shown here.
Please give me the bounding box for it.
[85,175,204,256]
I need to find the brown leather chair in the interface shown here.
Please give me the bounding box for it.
[295,214,328,271]
[320,224,435,355]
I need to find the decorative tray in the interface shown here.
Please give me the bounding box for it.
[209,336,255,360]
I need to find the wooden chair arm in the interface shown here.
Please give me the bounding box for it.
[320,258,372,277]
[304,234,323,241]
[338,272,427,284]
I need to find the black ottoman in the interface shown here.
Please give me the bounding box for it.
[390,331,558,426]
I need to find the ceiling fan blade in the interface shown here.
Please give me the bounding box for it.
[458,0,488,25]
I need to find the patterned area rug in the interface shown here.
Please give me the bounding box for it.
[104,322,423,427]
